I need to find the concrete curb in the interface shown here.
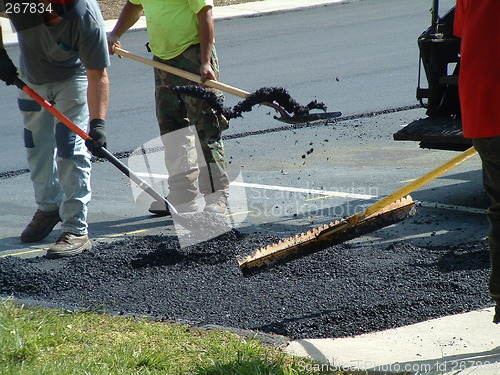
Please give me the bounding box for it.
[285,307,500,374]
[1,0,345,46]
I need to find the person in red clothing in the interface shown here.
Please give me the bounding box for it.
[454,0,500,322]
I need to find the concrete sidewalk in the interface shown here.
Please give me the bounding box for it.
[2,1,499,373]
[1,0,342,46]
[286,307,500,374]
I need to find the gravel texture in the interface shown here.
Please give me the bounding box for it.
[0,231,492,339]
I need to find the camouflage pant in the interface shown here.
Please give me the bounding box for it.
[153,44,229,206]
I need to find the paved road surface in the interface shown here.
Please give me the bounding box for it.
[1,0,486,259]
[1,0,456,169]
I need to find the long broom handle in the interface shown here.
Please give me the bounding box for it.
[349,146,478,225]
[13,77,179,215]
[114,47,250,99]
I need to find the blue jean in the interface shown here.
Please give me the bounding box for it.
[473,136,500,305]
[18,74,91,235]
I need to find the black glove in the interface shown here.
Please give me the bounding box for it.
[85,119,107,158]
[0,49,18,85]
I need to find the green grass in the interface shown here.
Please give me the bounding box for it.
[0,298,345,375]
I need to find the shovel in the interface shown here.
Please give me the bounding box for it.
[12,77,214,233]
[113,47,342,124]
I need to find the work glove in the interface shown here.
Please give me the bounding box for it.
[0,49,18,85]
[85,119,107,158]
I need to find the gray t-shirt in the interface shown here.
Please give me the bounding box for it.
[1,0,110,84]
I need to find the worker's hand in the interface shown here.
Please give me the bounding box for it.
[0,49,18,85]
[107,34,122,57]
[85,119,107,158]
[200,62,216,85]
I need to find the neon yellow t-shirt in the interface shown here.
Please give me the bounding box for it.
[129,0,213,60]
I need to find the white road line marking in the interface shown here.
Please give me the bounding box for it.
[135,172,375,199]
[135,172,169,179]
[134,173,485,214]
[230,181,376,199]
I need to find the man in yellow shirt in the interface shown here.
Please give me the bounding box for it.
[109,0,229,214]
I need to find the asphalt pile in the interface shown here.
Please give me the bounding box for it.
[0,231,492,339]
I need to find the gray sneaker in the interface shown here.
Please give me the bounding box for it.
[21,209,61,243]
[46,232,92,259]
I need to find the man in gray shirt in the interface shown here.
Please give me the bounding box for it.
[0,0,110,258]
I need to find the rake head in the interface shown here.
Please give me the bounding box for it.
[237,196,417,276]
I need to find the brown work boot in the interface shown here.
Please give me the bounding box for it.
[204,192,228,214]
[21,209,61,243]
[46,232,92,259]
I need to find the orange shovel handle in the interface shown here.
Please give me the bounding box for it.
[12,77,181,216]
[13,77,91,141]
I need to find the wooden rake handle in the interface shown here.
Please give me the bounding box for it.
[114,47,250,99]
[113,47,323,122]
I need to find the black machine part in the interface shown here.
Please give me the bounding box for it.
[393,2,471,151]
[416,5,461,118]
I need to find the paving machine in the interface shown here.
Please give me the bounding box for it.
[393,0,471,151]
